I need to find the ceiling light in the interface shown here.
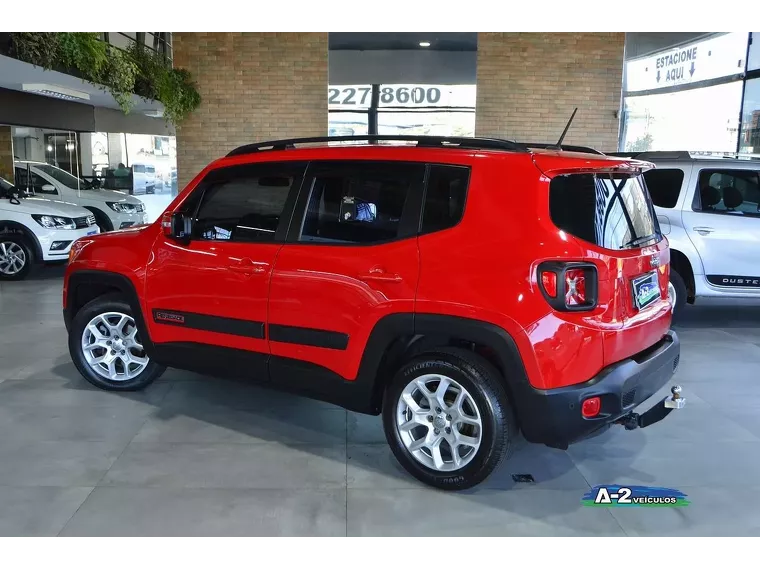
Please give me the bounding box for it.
[22,83,90,102]
[143,109,164,118]
[419,41,431,47]
[46,145,53,152]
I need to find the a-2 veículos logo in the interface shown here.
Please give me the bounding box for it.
[582,485,690,507]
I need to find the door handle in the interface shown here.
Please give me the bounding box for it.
[692,226,715,235]
[228,259,268,275]
[358,269,403,283]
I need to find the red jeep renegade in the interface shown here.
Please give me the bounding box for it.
[63,135,685,490]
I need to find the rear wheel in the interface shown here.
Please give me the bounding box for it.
[382,348,516,490]
[69,295,165,390]
[0,235,34,281]
[668,269,687,320]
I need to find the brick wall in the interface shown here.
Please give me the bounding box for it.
[0,126,13,183]
[173,33,328,188]
[475,33,624,151]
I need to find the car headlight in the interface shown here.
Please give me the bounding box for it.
[106,202,138,213]
[32,214,76,230]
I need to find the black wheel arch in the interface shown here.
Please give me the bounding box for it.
[358,314,532,423]
[64,270,154,353]
[84,206,114,232]
[0,220,43,260]
[670,249,695,304]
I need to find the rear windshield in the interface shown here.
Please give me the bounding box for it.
[549,173,661,250]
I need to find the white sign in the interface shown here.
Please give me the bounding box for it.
[328,84,476,110]
[625,33,748,93]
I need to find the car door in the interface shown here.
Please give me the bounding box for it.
[144,161,306,378]
[268,160,424,383]
[681,166,760,288]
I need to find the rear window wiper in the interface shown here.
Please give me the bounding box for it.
[623,234,658,249]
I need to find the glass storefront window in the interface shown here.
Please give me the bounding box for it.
[739,78,760,154]
[327,84,476,139]
[622,81,743,152]
[328,112,369,137]
[378,111,475,137]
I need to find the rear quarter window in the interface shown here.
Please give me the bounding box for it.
[643,168,684,209]
[549,173,661,250]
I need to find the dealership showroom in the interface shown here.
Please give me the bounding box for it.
[2,29,760,539]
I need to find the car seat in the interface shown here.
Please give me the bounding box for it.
[699,183,721,210]
[722,186,743,212]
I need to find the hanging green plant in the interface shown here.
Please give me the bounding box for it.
[127,42,201,125]
[8,32,201,126]
[57,33,108,80]
[10,32,60,70]
[100,47,139,114]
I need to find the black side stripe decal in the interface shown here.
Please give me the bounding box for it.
[152,309,349,349]
[152,309,265,339]
[269,324,349,350]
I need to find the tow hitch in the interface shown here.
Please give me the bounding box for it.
[615,386,685,431]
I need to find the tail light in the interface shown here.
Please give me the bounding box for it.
[581,396,601,418]
[161,212,174,236]
[537,261,598,311]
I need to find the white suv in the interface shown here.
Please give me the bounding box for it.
[615,151,760,317]
[14,161,148,232]
[0,176,99,280]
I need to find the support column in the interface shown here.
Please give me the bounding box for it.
[0,126,14,183]
[172,32,329,189]
[475,33,624,151]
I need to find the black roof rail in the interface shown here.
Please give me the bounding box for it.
[226,135,529,157]
[520,142,606,155]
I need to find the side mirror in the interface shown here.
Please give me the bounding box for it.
[161,212,192,240]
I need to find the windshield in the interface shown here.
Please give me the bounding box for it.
[549,173,661,250]
[33,164,89,189]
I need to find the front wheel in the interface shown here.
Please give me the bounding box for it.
[69,295,166,390]
[382,348,516,490]
[0,235,34,281]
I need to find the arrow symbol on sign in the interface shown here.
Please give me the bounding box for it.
[690,62,695,77]
[656,70,661,83]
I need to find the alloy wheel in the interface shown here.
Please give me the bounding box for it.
[81,312,149,381]
[395,373,483,472]
[0,241,27,276]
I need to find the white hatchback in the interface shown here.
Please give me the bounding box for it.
[0,176,99,280]
[14,161,148,232]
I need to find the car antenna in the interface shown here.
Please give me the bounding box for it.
[549,107,578,151]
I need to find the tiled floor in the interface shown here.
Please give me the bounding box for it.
[2,266,760,536]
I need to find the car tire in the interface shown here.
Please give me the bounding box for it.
[669,269,687,320]
[69,294,166,391]
[0,233,34,281]
[382,347,517,491]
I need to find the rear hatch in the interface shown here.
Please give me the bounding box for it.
[535,152,672,367]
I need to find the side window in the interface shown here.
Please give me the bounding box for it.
[191,163,303,242]
[694,169,760,216]
[14,168,56,194]
[421,165,470,234]
[298,161,424,244]
[642,168,683,209]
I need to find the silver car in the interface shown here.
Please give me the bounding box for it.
[615,151,760,317]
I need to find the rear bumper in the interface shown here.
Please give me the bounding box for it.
[517,330,681,449]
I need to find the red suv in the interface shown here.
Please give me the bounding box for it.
[63,135,684,490]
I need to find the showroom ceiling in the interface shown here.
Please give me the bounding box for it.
[329,33,477,51]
